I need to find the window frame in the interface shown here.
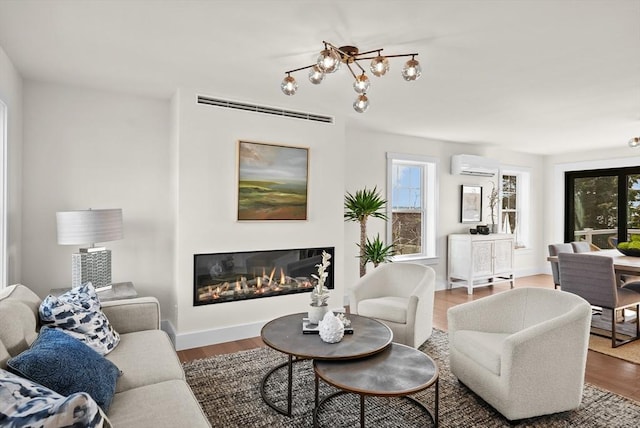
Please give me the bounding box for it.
[0,100,6,288]
[564,166,640,246]
[386,152,439,263]
[499,166,530,249]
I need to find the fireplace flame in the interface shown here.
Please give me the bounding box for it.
[280,268,285,284]
[268,268,276,286]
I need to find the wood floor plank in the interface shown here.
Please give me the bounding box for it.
[177,274,640,403]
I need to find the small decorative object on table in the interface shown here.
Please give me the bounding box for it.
[617,241,640,257]
[308,250,331,324]
[318,311,345,343]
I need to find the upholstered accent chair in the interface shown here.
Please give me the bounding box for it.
[349,263,436,348]
[448,287,591,421]
[548,243,574,288]
[559,252,640,347]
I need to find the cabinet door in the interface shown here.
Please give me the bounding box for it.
[472,242,493,276]
[493,239,514,274]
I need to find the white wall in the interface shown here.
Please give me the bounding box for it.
[344,127,546,290]
[172,89,345,350]
[21,82,175,321]
[0,45,23,285]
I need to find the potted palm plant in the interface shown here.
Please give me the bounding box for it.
[358,234,394,268]
[344,187,388,277]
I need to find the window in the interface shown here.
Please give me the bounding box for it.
[386,153,438,261]
[565,166,640,248]
[500,167,530,249]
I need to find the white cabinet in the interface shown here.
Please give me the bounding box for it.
[447,234,514,294]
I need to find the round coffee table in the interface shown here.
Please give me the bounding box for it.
[313,343,439,427]
[260,312,393,416]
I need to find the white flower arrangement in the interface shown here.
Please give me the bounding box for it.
[310,250,331,306]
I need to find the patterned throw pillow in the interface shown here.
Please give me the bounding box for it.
[39,282,120,355]
[0,368,111,428]
[7,327,121,412]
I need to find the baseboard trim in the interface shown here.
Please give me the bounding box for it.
[173,320,266,351]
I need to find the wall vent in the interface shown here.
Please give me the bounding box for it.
[197,96,333,124]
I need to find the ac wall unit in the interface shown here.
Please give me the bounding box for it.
[451,154,498,177]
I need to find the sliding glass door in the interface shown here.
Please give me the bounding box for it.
[565,167,640,247]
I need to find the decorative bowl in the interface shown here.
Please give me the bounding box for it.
[616,244,640,257]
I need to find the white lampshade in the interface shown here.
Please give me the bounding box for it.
[56,209,123,246]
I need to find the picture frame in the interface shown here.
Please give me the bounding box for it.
[237,140,309,220]
[460,185,483,223]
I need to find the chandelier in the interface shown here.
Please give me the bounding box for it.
[280,41,421,113]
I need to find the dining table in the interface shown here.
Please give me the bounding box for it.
[547,248,640,276]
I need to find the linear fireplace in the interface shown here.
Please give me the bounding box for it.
[193,246,335,306]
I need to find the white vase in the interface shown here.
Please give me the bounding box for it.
[308,305,328,325]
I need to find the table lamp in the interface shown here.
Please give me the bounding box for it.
[56,208,123,292]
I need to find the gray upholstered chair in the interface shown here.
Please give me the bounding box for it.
[448,287,591,421]
[548,243,573,288]
[571,241,598,252]
[559,252,640,347]
[349,262,435,348]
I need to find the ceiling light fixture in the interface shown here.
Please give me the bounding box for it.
[629,137,640,148]
[280,41,421,113]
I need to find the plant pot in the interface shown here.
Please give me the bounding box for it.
[491,224,498,234]
[308,305,328,325]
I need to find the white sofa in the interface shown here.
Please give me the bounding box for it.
[447,287,591,421]
[349,262,436,348]
[0,284,211,427]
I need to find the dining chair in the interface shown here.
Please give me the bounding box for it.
[558,252,640,347]
[571,241,600,252]
[548,243,573,288]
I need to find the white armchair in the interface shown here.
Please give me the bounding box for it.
[349,262,436,348]
[447,287,591,421]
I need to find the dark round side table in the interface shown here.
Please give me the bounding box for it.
[313,342,439,427]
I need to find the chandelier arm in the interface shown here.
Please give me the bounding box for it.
[358,53,419,60]
[345,62,358,80]
[355,48,384,57]
[351,59,366,74]
[284,64,316,74]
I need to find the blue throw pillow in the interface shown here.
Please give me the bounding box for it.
[39,282,120,355]
[7,327,121,412]
[0,369,110,427]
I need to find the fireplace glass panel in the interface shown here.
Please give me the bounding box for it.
[193,247,334,305]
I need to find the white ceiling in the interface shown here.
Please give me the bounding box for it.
[0,0,638,155]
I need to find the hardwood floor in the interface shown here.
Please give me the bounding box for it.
[177,274,640,403]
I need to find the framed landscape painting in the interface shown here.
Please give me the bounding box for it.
[237,141,309,220]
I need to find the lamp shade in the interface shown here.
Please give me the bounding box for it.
[56,209,123,246]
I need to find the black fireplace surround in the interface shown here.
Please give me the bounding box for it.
[193,247,335,306]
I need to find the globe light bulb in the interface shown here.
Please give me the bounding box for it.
[629,137,640,148]
[353,74,370,94]
[401,58,422,81]
[353,94,369,113]
[317,48,341,73]
[370,55,389,77]
[308,65,325,84]
[280,75,298,96]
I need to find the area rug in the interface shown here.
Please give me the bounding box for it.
[589,335,640,365]
[183,329,640,427]
[589,311,640,364]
